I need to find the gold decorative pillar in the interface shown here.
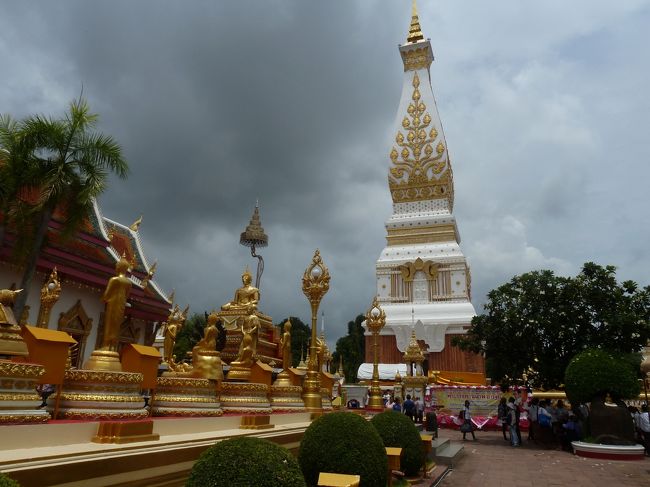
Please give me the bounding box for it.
[365,297,386,410]
[37,268,61,328]
[301,249,330,412]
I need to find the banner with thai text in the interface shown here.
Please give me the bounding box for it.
[430,385,501,417]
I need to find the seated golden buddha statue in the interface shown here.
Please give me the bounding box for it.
[221,268,260,313]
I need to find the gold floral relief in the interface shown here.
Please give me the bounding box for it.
[388,72,455,208]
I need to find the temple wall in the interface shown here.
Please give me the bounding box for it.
[365,333,484,374]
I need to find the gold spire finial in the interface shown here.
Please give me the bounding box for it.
[129,215,143,232]
[407,0,424,43]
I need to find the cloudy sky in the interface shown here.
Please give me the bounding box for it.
[2,1,649,347]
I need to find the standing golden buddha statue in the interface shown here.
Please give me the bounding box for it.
[162,305,185,365]
[84,254,132,371]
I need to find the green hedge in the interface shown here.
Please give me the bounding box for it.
[186,437,306,487]
[370,411,422,476]
[299,412,387,487]
[565,348,640,404]
[0,473,19,487]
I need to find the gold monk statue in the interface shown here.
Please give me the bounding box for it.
[163,305,184,364]
[0,289,21,325]
[281,319,292,370]
[221,268,260,313]
[101,255,132,351]
[195,312,219,352]
[231,333,254,368]
[236,313,259,361]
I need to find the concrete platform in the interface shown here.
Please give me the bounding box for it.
[0,413,312,486]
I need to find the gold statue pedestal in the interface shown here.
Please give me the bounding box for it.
[321,388,333,412]
[0,361,50,424]
[225,364,252,383]
[220,382,271,414]
[48,369,148,420]
[192,350,224,381]
[84,349,122,372]
[152,377,222,417]
[270,384,305,412]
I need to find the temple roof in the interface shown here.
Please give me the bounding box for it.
[0,198,171,321]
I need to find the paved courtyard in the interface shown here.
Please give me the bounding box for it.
[436,427,650,487]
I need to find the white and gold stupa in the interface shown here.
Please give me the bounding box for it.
[364,2,479,375]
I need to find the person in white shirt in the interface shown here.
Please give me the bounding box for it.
[638,404,650,456]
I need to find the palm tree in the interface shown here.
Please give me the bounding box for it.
[2,98,129,318]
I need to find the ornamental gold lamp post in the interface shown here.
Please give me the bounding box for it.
[301,249,330,412]
[366,297,386,410]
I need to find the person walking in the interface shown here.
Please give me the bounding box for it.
[461,400,477,441]
[498,397,509,441]
[507,397,520,447]
[415,397,424,423]
[403,394,416,421]
[638,404,650,456]
[527,397,539,441]
[392,397,402,412]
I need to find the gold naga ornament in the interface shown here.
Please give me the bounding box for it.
[389,72,454,208]
[37,268,62,328]
[399,257,439,282]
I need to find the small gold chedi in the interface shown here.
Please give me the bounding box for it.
[154,311,223,417]
[49,256,148,420]
[271,320,305,412]
[401,329,428,402]
[0,289,50,424]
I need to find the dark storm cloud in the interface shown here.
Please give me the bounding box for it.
[2,1,650,346]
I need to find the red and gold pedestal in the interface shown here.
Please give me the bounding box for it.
[270,384,305,413]
[152,377,222,417]
[219,382,271,414]
[321,388,333,412]
[0,361,50,424]
[48,369,148,420]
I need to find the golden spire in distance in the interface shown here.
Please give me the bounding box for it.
[407,0,425,43]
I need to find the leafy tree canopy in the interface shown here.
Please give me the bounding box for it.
[173,312,205,361]
[274,316,310,368]
[331,314,366,383]
[452,262,650,389]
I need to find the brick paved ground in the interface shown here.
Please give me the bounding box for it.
[436,427,650,487]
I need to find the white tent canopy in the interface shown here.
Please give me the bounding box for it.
[357,363,408,380]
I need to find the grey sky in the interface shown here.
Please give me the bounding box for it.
[2,1,649,347]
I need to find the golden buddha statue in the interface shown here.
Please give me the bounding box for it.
[84,255,132,371]
[0,289,28,357]
[100,255,132,351]
[163,305,184,365]
[281,320,292,371]
[221,268,260,313]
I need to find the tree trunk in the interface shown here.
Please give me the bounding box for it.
[13,206,53,321]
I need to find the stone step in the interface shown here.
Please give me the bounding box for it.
[434,442,464,468]
[430,437,450,455]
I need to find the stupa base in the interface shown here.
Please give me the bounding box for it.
[0,360,50,424]
[270,384,305,412]
[48,369,148,421]
[220,382,271,414]
[152,377,222,417]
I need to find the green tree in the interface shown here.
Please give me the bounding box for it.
[275,316,310,367]
[331,314,366,383]
[453,263,650,389]
[0,99,128,318]
[173,313,206,361]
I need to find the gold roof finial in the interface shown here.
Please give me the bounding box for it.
[129,215,143,232]
[407,0,425,44]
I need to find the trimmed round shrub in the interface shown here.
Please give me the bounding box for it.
[299,412,387,487]
[0,473,19,487]
[186,436,306,487]
[370,410,422,476]
[565,348,640,404]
